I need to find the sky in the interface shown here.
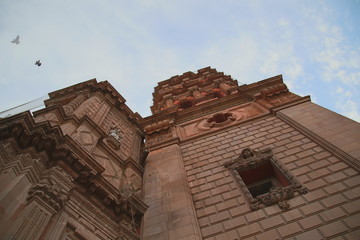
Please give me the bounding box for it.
[0,0,359,122]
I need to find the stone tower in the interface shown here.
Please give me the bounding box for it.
[140,67,360,239]
[0,67,360,239]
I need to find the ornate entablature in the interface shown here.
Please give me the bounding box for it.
[224,147,308,211]
[151,67,239,114]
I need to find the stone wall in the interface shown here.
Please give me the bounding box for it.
[180,115,360,239]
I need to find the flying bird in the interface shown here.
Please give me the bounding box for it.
[35,60,41,66]
[11,35,20,44]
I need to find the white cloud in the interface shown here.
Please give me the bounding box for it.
[0,0,359,123]
[336,87,352,97]
[336,99,360,122]
[305,6,360,86]
[278,18,289,27]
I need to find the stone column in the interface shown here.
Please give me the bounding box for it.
[142,144,201,240]
[3,166,74,240]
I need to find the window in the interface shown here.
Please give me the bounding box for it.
[207,113,234,124]
[224,147,307,210]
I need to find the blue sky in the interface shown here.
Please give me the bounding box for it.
[0,0,359,121]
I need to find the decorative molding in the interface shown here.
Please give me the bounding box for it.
[63,91,88,116]
[224,147,308,211]
[223,147,273,170]
[144,119,174,135]
[151,67,239,114]
[0,140,46,183]
[27,166,74,212]
[178,102,268,141]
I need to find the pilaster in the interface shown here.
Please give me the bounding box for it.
[142,144,201,240]
[4,166,74,240]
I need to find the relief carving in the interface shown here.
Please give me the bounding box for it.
[224,147,308,211]
[197,112,238,131]
[178,103,266,140]
[105,128,122,150]
[27,166,74,212]
[223,148,272,170]
[259,186,294,210]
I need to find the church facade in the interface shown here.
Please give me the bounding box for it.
[0,67,359,239]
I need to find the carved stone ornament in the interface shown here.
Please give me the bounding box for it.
[224,147,308,211]
[105,128,122,150]
[27,166,74,212]
[196,111,241,132]
[223,147,272,170]
[259,186,294,210]
[27,179,69,212]
[119,178,136,200]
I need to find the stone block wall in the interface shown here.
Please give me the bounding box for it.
[180,115,360,239]
[279,102,360,160]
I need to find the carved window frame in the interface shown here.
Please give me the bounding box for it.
[224,147,308,210]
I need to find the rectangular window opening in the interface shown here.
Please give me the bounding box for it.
[238,161,291,198]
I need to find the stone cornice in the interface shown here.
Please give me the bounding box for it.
[238,74,284,97]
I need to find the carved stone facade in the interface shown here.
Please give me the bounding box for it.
[1,67,360,239]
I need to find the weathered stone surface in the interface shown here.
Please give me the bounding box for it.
[1,67,359,239]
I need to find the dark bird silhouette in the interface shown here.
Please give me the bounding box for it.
[35,60,41,66]
[11,35,20,44]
